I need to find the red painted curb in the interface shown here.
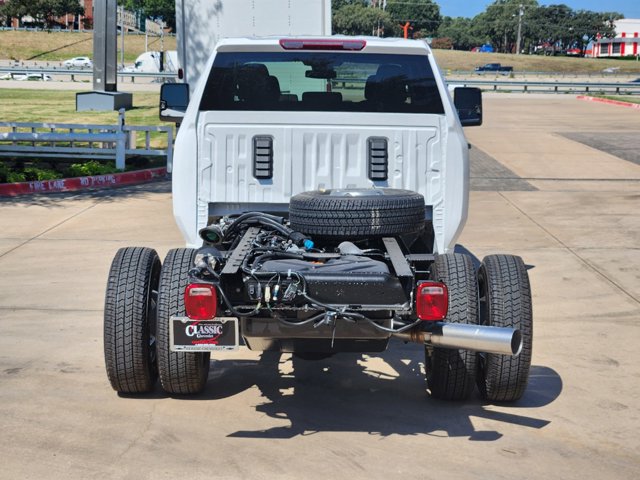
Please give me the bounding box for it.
[577,95,640,110]
[0,167,167,197]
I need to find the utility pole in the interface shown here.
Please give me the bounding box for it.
[120,5,125,68]
[516,4,524,55]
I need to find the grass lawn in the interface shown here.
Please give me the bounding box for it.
[0,88,169,183]
[432,49,640,74]
[0,88,163,129]
[0,30,176,63]
[595,95,640,105]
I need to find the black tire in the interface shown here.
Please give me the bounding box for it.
[289,188,425,239]
[157,248,210,394]
[477,255,533,402]
[425,253,478,400]
[104,247,160,393]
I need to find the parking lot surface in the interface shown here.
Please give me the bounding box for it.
[0,94,639,479]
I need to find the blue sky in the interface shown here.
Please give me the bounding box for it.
[439,1,640,19]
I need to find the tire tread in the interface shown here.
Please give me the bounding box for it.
[104,247,160,393]
[289,190,425,238]
[477,254,533,402]
[426,253,478,400]
[156,248,210,395]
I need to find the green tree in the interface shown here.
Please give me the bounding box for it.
[0,0,83,28]
[472,0,538,53]
[570,10,622,55]
[0,0,34,25]
[438,16,480,50]
[332,2,397,36]
[120,0,175,31]
[471,1,622,55]
[386,0,441,37]
[526,4,573,54]
[40,0,84,27]
[332,0,368,10]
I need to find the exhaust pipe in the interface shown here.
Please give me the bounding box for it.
[395,323,522,356]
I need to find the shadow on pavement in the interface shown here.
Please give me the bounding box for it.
[144,340,561,441]
[0,180,171,207]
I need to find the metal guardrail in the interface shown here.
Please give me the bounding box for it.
[446,69,640,78]
[0,26,176,36]
[445,79,640,94]
[2,66,639,93]
[0,66,178,82]
[0,110,173,171]
[333,77,640,94]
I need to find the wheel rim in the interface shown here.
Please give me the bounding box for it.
[477,267,489,373]
[148,287,158,366]
[146,261,161,377]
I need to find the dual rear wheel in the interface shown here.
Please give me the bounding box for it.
[104,248,533,401]
[425,253,533,402]
[104,247,209,395]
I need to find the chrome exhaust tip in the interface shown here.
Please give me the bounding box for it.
[394,323,523,357]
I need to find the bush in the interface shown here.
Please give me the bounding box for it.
[1,158,159,184]
[66,161,117,177]
[8,171,26,183]
[23,167,61,181]
[0,162,26,183]
[431,37,453,50]
[1,161,62,183]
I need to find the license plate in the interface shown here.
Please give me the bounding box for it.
[170,317,239,352]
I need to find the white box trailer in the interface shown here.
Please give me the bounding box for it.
[175,0,332,92]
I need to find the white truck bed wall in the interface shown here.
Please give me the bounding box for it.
[172,38,469,254]
[176,0,331,92]
[174,114,469,254]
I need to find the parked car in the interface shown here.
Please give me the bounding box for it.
[0,72,52,81]
[63,56,93,68]
[475,63,513,75]
[24,73,52,81]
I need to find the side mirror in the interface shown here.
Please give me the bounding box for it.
[453,87,482,127]
[160,83,189,122]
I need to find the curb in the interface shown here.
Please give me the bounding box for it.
[0,167,167,197]
[577,95,640,110]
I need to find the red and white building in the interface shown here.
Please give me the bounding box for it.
[592,19,640,58]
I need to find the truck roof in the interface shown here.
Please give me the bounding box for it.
[215,36,433,55]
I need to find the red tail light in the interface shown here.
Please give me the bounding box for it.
[178,68,184,80]
[416,281,448,321]
[184,284,217,320]
[279,39,366,51]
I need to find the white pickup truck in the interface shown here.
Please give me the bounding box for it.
[104,35,532,403]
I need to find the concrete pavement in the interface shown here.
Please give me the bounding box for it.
[0,95,639,479]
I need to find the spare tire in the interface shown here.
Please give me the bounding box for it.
[289,188,425,239]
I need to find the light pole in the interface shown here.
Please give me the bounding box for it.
[119,5,125,68]
[515,4,524,55]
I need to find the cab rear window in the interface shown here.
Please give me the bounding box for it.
[199,52,444,114]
